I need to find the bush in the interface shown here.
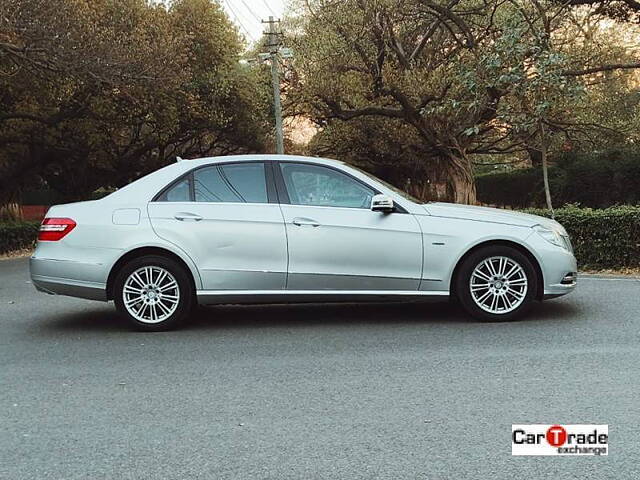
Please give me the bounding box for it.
[476,149,640,208]
[0,222,40,254]
[476,168,544,208]
[522,205,640,269]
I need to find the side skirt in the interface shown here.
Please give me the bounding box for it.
[196,290,449,305]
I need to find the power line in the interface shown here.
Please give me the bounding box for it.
[238,0,262,23]
[222,0,257,42]
[223,0,255,38]
[261,0,276,16]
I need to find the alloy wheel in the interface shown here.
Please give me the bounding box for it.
[122,266,180,324]
[469,256,528,314]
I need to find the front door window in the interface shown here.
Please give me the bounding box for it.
[279,163,374,209]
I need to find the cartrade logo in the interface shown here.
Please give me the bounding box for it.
[512,424,608,456]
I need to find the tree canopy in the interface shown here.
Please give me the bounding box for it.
[0,0,272,205]
[286,0,640,203]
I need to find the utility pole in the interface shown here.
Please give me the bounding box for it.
[262,16,284,155]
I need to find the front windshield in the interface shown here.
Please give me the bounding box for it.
[348,164,423,204]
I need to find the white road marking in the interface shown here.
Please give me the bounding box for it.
[579,275,640,282]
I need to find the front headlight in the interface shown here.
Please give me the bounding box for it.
[533,224,569,251]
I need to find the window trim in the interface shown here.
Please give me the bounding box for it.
[152,160,277,204]
[274,161,407,213]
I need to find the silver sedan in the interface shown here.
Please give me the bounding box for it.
[30,155,577,330]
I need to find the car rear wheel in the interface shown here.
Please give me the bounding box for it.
[455,245,538,322]
[114,255,194,331]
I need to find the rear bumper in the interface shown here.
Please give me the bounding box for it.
[30,256,107,301]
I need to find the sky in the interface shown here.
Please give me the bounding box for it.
[219,0,287,46]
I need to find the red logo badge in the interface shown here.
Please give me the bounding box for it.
[546,425,567,447]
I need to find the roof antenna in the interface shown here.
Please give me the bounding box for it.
[176,156,183,163]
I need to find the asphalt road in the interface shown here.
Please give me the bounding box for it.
[1,257,639,479]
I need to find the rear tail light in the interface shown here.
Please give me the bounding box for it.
[38,218,77,241]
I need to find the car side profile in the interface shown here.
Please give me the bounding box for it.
[30,154,577,330]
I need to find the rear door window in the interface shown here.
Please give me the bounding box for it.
[194,163,268,203]
[157,162,268,203]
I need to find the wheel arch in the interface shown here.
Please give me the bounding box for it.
[106,246,198,300]
[449,240,544,301]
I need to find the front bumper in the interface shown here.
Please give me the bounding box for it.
[525,229,578,300]
[538,247,577,299]
[543,273,577,299]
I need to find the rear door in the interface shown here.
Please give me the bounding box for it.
[148,161,287,290]
[275,161,423,290]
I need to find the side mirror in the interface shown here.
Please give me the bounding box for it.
[371,194,394,213]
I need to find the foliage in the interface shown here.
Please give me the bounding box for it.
[477,149,640,208]
[287,0,640,203]
[523,205,640,269]
[0,0,272,206]
[307,118,437,199]
[0,222,40,254]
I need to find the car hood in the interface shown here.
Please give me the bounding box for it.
[422,202,564,231]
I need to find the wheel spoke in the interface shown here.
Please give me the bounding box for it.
[471,284,490,292]
[124,285,143,294]
[497,258,506,276]
[504,263,520,280]
[475,289,492,304]
[473,270,492,282]
[495,294,503,311]
[125,296,144,307]
[156,270,168,288]
[131,272,145,288]
[484,259,497,276]
[159,281,178,293]
[506,287,524,298]
[501,295,509,311]
[489,293,498,311]
[503,294,513,309]
[156,300,171,315]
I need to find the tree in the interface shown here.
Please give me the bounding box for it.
[0,0,271,209]
[287,0,640,204]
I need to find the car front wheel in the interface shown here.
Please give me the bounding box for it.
[455,245,538,322]
[114,255,194,331]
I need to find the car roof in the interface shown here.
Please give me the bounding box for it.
[181,154,346,168]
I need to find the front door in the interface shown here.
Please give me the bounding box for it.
[148,161,287,290]
[276,162,423,291]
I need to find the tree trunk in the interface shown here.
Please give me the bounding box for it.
[526,146,542,167]
[446,154,477,204]
[539,122,554,218]
[432,153,476,204]
[0,202,22,222]
[410,154,476,204]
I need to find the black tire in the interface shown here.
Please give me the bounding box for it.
[113,255,195,331]
[455,245,538,322]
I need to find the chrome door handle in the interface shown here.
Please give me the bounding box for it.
[174,212,203,221]
[292,217,320,227]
